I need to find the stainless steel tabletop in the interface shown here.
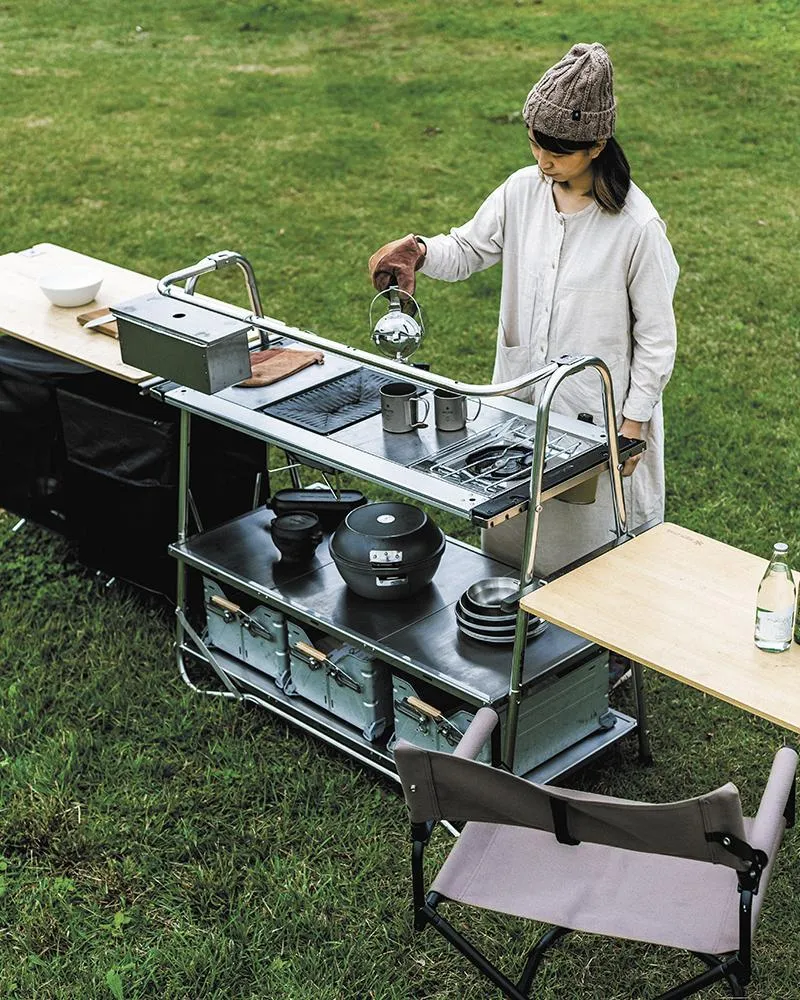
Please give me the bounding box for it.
[171,506,596,706]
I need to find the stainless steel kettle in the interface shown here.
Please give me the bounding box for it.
[369,285,425,363]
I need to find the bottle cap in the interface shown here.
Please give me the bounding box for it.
[773,542,788,553]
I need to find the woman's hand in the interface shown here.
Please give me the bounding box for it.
[619,417,644,477]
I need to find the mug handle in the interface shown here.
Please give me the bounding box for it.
[467,397,482,422]
[411,395,430,429]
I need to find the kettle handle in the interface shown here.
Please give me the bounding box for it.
[368,285,424,329]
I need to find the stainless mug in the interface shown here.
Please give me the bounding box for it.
[380,381,430,433]
[433,388,482,432]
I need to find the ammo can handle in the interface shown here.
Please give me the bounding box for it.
[406,696,444,720]
[295,640,327,663]
[210,594,241,615]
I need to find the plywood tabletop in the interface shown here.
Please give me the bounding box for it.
[521,522,800,733]
[0,243,155,382]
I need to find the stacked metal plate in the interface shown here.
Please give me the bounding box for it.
[455,576,548,645]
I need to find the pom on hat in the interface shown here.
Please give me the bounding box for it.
[522,42,616,142]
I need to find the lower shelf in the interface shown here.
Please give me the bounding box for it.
[180,643,637,786]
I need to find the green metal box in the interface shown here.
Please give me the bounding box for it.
[389,650,614,775]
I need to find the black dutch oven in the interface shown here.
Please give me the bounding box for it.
[329,501,445,600]
[268,511,323,563]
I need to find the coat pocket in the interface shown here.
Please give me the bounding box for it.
[492,320,536,400]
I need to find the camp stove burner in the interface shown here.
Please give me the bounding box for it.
[411,415,591,499]
[466,444,534,480]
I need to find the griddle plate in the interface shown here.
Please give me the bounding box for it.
[260,368,395,435]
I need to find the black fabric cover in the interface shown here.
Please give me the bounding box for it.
[57,377,179,594]
[0,338,267,597]
[0,337,93,530]
[261,368,394,434]
[56,374,268,597]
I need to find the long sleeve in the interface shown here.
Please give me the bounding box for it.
[419,182,506,281]
[623,218,679,422]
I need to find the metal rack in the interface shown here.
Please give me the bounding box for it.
[144,251,638,778]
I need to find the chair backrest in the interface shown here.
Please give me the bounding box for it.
[394,740,750,870]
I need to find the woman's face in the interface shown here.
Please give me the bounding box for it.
[528,134,603,186]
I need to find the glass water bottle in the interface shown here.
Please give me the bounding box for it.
[754,542,796,653]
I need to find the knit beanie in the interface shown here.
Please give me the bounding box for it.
[522,42,616,142]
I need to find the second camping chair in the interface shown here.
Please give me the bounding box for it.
[394,707,797,999]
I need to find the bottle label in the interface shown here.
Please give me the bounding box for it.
[755,609,794,642]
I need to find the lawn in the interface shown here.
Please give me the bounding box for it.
[1,1,799,997]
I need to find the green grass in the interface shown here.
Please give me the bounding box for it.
[1,0,800,997]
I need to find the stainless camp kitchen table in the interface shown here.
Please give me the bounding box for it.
[139,245,647,783]
[0,243,645,782]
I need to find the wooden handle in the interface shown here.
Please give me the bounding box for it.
[210,594,241,614]
[406,696,444,720]
[295,640,328,663]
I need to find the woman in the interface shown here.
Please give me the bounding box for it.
[369,42,679,576]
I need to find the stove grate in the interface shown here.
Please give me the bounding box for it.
[413,417,588,497]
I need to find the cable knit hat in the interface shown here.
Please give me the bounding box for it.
[522,42,616,142]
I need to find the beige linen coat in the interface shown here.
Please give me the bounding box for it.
[420,165,679,575]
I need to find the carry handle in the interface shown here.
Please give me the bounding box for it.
[295,640,327,664]
[210,594,241,615]
[406,695,444,720]
[293,640,361,692]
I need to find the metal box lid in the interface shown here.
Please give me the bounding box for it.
[111,292,252,346]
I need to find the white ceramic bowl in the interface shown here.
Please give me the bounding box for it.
[38,266,104,307]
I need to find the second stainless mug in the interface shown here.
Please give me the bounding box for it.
[433,388,482,432]
[380,381,430,433]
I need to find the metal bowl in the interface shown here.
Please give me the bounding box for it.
[463,577,520,614]
[455,605,543,636]
[455,598,517,628]
[457,619,548,646]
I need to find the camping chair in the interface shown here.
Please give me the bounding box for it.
[394,708,797,999]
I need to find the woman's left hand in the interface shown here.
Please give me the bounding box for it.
[618,418,644,477]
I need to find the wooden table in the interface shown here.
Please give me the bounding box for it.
[520,522,800,734]
[0,243,157,382]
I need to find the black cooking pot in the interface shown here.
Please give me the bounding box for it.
[329,501,445,600]
[270,487,368,531]
[268,511,323,563]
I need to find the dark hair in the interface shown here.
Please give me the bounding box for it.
[531,129,631,213]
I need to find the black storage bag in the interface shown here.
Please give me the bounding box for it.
[0,337,92,530]
[56,373,268,597]
[56,376,178,596]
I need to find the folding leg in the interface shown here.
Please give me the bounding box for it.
[631,660,653,765]
[420,897,531,1000]
[518,925,571,994]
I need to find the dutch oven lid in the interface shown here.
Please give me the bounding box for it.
[345,501,426,538]
[271,511,322,540]
[330,501,445,568]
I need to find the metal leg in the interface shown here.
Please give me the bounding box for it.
[421,902,531,1000]
[518,925,571,994]
[175,409,192,672]
[631,660,653,765]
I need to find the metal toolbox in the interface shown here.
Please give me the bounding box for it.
[203,578,289,685]
[389,650,615,775]
[113,292,252,394]
[284,622,393,743]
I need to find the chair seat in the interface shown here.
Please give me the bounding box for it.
[431,818,766,956]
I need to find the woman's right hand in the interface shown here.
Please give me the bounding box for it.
[368,234,426,296]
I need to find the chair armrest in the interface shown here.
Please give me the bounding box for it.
[749,746,798,852]
[452,707,499,760]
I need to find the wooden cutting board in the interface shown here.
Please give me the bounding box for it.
[76,306,118,338]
